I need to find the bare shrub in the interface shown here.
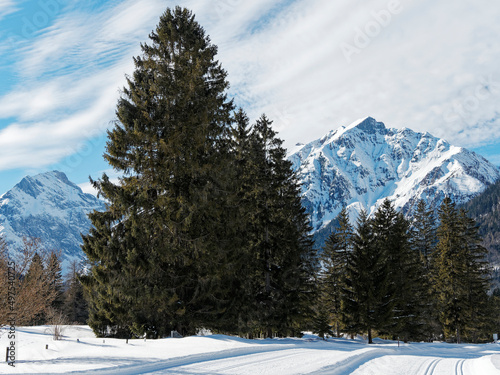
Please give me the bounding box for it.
[46,307,68,340]
[0,237,61,326]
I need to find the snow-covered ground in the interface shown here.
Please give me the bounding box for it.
[1,325,500,374]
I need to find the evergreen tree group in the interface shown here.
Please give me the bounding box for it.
[0,7,497,345]
[81,7,315,339]
[73,6,498,343]
[316,198,496,343]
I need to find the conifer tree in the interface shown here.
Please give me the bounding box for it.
[312,303,333,340]
[63,261,89,324]
[410,200,438,337]
[431,198,467,342]
[411,200,437,271]
[320,207,352,336]
[431,197,490,343]
[25,253,44,282]
[82,6,316,339]
[215,108,257,335]
[457,209,490,342]
[82,6,235,338]
[343,210,391,343]
[238,114,316,337]
[47,251,64,312]
[25,253,45,325]
[372,200,425,341]
[487,289,500,339]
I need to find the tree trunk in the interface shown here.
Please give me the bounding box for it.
[265,220,271,294]
[266,327,273,339]
[368,328,373,344]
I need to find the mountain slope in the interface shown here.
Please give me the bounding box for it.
[461,178,500,267]
[0,171,105,270]
[289,117,500,246]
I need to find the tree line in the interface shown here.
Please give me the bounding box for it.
[315,198,499,343]
[462,178,500,267]
[0,236,88,330]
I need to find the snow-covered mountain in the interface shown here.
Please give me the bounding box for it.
[2,119,499,264]
[0,171,105,270]
[289,117,500,241]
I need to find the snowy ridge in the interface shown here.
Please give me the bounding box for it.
[289,117,500,233]
[0,171,105,270]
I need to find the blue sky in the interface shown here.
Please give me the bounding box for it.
[1,0,500,195]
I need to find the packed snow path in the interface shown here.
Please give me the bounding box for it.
[1,326,499,374]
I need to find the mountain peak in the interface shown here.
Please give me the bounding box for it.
[344,116,387,134]
[47,170,73,185]
[0,171,105,272]
[14,171,80,199]
[289,118,500,246]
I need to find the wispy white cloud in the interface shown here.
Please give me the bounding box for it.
[0,0,17,20]
[1,0,500,174]
[200,0,500,150]
[0,0,165,169]
[17,0,164,79]
[0,86,115,170]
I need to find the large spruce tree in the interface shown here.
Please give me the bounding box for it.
[82,7,235,338]
[82,8,316,339]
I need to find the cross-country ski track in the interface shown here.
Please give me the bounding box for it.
[1,326,499,374]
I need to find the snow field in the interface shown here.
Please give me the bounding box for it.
[1,326,499,374]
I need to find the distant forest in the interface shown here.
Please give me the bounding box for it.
[461,178,500,288]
